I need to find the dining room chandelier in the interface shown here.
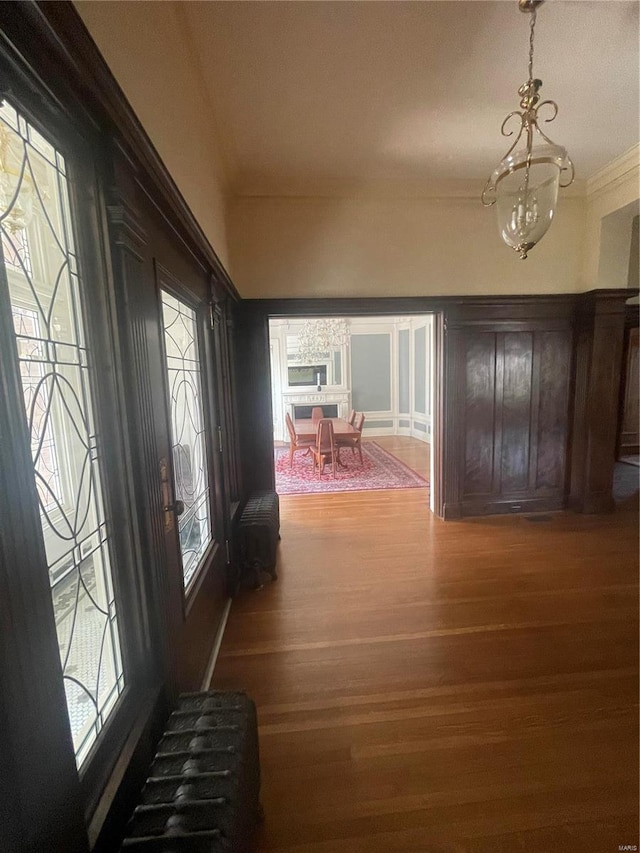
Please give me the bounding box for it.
[296,318,349,363]
[482,0,574,259]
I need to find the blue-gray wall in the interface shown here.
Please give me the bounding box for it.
[414,326,426,414]
[351,334,391,412]
[398,328,410,413]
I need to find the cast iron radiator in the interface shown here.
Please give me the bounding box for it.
[236,491,280,588]
[120,691,261,852]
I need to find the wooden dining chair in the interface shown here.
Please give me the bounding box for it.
[347,409,356,426]
[310,418,338,478]
[285,412,315,468]
[311,406,323,422]
[336,412,365,465]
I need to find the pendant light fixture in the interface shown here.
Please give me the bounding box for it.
[482,0,574,259]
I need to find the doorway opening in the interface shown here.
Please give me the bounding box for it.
[268,314,438,510]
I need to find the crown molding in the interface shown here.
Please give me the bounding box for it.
[586,144,640,200]
[232,173,586,202]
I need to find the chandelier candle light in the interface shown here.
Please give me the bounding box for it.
[482,0,574,259]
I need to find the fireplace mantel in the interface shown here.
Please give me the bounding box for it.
[281,389,351,420]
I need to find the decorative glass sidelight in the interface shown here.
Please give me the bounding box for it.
[160,290,213,586]
[0,100,124,766]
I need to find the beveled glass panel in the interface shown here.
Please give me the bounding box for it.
[161,290,212,587]
[0,100,124,766]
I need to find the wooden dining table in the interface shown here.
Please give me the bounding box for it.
[293,417,360,441]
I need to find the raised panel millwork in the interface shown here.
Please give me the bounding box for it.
[398,328,410,413]
[413,326,427,414]
[500,332,533,494]
[535,331,571,491]
[463,333,497,496]
[450,302,579,516]
[351,333,392,412]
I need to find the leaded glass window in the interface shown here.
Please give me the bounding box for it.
[2,225,31,274]
[12,305,64,510]
[161,290,213,586]
[0,100,124,767]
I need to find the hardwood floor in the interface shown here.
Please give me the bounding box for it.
[372,435,430,481]
[212,438,639,852]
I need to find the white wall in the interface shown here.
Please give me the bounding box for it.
[75,1,231,270]
[71,2,640,301]
[597,201,640,290]
[582,146,640,291]
[230,195,587,298]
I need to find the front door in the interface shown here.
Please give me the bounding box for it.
[153,264,228,690]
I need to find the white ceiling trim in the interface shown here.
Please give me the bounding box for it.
[586,143,640,200]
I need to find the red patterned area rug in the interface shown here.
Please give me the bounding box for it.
[274,441,429,495]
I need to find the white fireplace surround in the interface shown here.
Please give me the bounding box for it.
[283,390,351,422]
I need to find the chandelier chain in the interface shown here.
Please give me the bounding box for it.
[528,8,537,82]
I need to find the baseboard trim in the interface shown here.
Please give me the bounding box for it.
[459,496,565,517]
[200,597,232,691]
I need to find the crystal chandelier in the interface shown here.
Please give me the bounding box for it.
[482,0,574,259]
[296,318,349,363]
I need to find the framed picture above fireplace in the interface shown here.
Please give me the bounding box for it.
[287,364,329,387]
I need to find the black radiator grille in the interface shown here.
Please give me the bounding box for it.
[236,491,280,589]
[121,692,261,852]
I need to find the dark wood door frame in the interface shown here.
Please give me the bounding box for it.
[238,298,448,517]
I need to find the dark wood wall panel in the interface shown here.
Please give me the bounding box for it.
[443,291,633,517]
[500,332,533,494]
[446,299,577,517]
[590,321,624,495]
[463,334,497,496]
[234,305,276,495]
[535,331,571,491]
[460,328,556,508]
[107,194,174,688]
[570,292,630,513]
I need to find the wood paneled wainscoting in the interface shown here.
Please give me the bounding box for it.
[442,291,637,517]
[442,296,576,518]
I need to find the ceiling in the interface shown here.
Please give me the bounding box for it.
[76,0,640,196]
[178,0,639,196]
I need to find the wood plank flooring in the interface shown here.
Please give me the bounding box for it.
[212,437,639,852]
